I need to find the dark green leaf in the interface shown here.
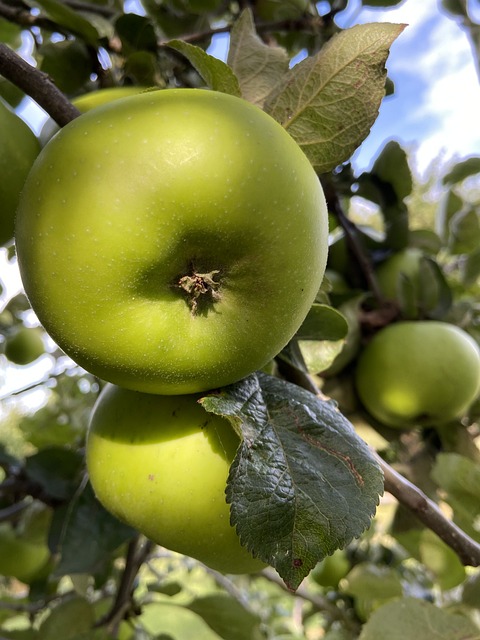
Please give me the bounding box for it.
[371,141,412,201]
[264,23,406,172]
[462,570,480,607]
[417,257,452,319]
[53,482,135,576]
[39,597,95,640]
[24,447,84,500]
[167,40,241,96]
[448,207,480,254]
[227,9,289,107]
[362,0,404,5]
[408,229,442,254]
[462,247,480,286]
[436,188,463,242]
[187,594,262,640]
[124,51,159,85]
[441,0,467,15]
[39,40,93,95]
[26,0,99,45]
[443,156,480,184]
[115,14,157,53]
[295,303,349,341]
[359,597,479,639]
[201,373,383,589]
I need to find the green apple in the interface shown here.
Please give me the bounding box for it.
[16,89,328,394]
[0,523,51,584]
[0,99,40,246]
[310,549,350,588]
[376,247,424,301]
[39,86,152,146]
[355,321,480,429]
[86,384,266,574]
[4,327,44,365]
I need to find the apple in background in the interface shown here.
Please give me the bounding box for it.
[4,327,44,365]
[0,99,40,246]
[0,521,51,584]
[86,384,266,574]
[16,89,328,394]
[354,321,480,429]
[375,247,424,301]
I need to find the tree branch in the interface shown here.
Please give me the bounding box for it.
[379,457,480,566]
[97,536,154,634]
[0,44,80,126]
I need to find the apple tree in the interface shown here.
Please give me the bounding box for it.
[0,1,480,639]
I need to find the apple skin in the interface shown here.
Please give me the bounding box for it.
[0,524,51,584]
[0,99,40,246]
[311,549,349,588]
[39,86,152,146]
[4,327,44,365]
[86,384,266,574]
[355,321,480,429]
[376,248,424,301]
[16,89,328,395]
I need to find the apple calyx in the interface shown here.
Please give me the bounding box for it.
[177,268,221,315]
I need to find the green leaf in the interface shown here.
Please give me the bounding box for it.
[39,598,95,640]
[39,40,93,95]
[462,570,480,608]
[359,597,480,639]
[341,562,403,621]
[435,188,463,242]
[295,303,349,341]
[138,602,223,639]
[462,247,480,286]
[363,0,404,5]
[371,141,413,201]
[418,528,466,590]
[53,482,136,576]
[227,9,289,107]
[431,453,480,543]
[187,594,263,640]
[442,156,480,184]
[417,257,452,319]
[201,373,383,590]
[264,23,406,172]
[25,0,99,45]
[448,207,480,255]
[115,14,158,53]
[24,447,84,500]
[166,40,241,96]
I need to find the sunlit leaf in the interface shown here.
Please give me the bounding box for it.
[227,9,289,106]
[264,23,406,172]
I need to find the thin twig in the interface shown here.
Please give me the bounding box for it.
[0,43,80,126]
[97,536,154,635]
[379,457,480,566]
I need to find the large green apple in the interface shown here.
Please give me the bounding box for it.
[0,99,40,246]
[86,384,266,574]
[355,321,480,429]
[16,89,328,394]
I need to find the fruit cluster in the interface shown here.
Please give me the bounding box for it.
[15,89,329,572]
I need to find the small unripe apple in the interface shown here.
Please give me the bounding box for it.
[355,321,480,429]
[376,247,424,301]
[4,327,44,365]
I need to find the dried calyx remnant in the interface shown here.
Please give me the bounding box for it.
[176,265,222,315]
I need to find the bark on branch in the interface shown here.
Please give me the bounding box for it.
[0,43,80,126]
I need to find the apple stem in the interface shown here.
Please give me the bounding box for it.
[177,269,221,315]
